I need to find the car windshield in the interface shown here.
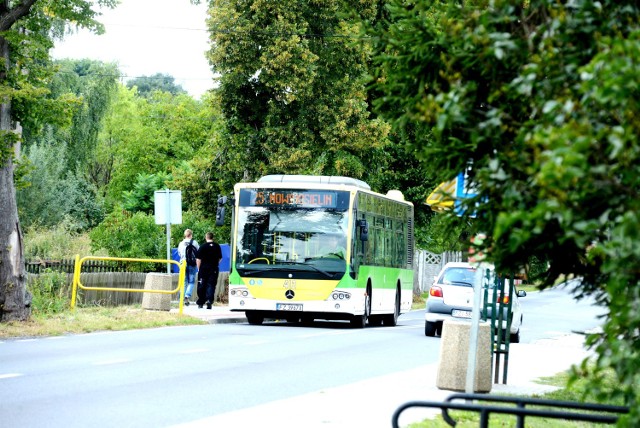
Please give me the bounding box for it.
[440,267,476,286]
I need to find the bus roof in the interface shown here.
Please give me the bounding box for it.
[257,174,371,190]
[241,175,412,206]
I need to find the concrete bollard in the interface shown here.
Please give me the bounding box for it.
[141,273,173,311]
[436,319,493,392]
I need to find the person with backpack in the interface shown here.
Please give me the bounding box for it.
[178,229,199,305]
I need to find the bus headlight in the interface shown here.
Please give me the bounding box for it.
[331,292,351,300]
[231,288,250,298]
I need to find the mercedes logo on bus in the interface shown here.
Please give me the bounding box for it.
[285,290,295,299]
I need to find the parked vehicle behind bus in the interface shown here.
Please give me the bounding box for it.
[425,262,526,342]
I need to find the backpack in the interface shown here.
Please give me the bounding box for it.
[185,239,197,267]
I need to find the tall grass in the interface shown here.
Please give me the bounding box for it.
[23,219,106,260]
[27,269,71,315]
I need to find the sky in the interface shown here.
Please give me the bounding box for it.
[50,0,214,99]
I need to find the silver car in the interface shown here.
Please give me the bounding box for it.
[424,262,526,342]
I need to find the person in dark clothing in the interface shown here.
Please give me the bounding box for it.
[195,232,222,309]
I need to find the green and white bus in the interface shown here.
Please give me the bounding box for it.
[227,175,414,327]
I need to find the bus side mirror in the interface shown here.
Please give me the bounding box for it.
[358,219,368,241]
[215,195,227,226]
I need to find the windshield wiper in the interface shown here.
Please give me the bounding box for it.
[239,269,267,276]
[448,280,474,287]
[278,261,336,278]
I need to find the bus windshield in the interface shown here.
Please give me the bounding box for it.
[235,203,349,275]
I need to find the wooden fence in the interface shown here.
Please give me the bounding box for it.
[27,268,229,307]
[25,259,165,275]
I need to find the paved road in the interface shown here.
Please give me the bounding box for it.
[0,283,603,428]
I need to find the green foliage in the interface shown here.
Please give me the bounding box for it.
[16,132,104,230]
[47,59,120,171]
[1,1,118,166]
[126,73,187,97]
[371,0,640,423]
[166,92,230,214]
[122,173,170,214]
[89,209,226,263]
[171,211,230,247]
[89,210,166,261]
[207,0,390,190]
[28,270,71,316]
[23,220,101,260]
[99,86,213,208]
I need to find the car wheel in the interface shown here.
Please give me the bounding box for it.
[425,321,437,337]
[510,330,521,343]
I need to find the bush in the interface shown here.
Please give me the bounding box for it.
[28,270,70,315]
[90,209,164,258]
[17,138,105,230]
[23,219,103,260]
[171,210,230,247]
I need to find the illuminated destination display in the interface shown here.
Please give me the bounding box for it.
[239,189,349,209]
[255,190,335,207]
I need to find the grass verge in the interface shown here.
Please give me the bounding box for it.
[406,368,621,428]
[0,306,207,339]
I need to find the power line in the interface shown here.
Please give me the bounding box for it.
[53,69,215,82]
[98,22,371,40]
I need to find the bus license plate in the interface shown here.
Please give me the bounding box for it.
[276,303,302,311]
[452,309,472,319]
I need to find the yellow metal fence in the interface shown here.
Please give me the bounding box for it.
[71,255,187,315]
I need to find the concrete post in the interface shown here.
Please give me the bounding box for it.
[436,319,493,392]
[141,273,172,311]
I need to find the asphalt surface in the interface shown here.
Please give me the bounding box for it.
[171,296,597,427]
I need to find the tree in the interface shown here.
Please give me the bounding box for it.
[126,73,187,97]
[122,172,170,214]
[48,59,119,171]
[0,0,116,322]
[206,0,390,192]
[371,0,640,423]
[98,86,213,210]
[16,59,120,231]
[16,129,104,229]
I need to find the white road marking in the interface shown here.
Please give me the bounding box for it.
[179,348,209,354]
[244,340,269,345]
[92,358,132,366]
[297,330,357,339]
[0,373,22,379]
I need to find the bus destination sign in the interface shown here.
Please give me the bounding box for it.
[248,190,338,208]
[240,189,340,208]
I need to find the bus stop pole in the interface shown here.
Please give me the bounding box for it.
[165,189,171,274]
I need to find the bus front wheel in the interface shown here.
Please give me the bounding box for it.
[351,288,371,328]
[246,312,264,325]
[350,314,366,328]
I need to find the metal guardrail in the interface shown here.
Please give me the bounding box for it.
[392,393,628,427]
[70,255,187,314]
